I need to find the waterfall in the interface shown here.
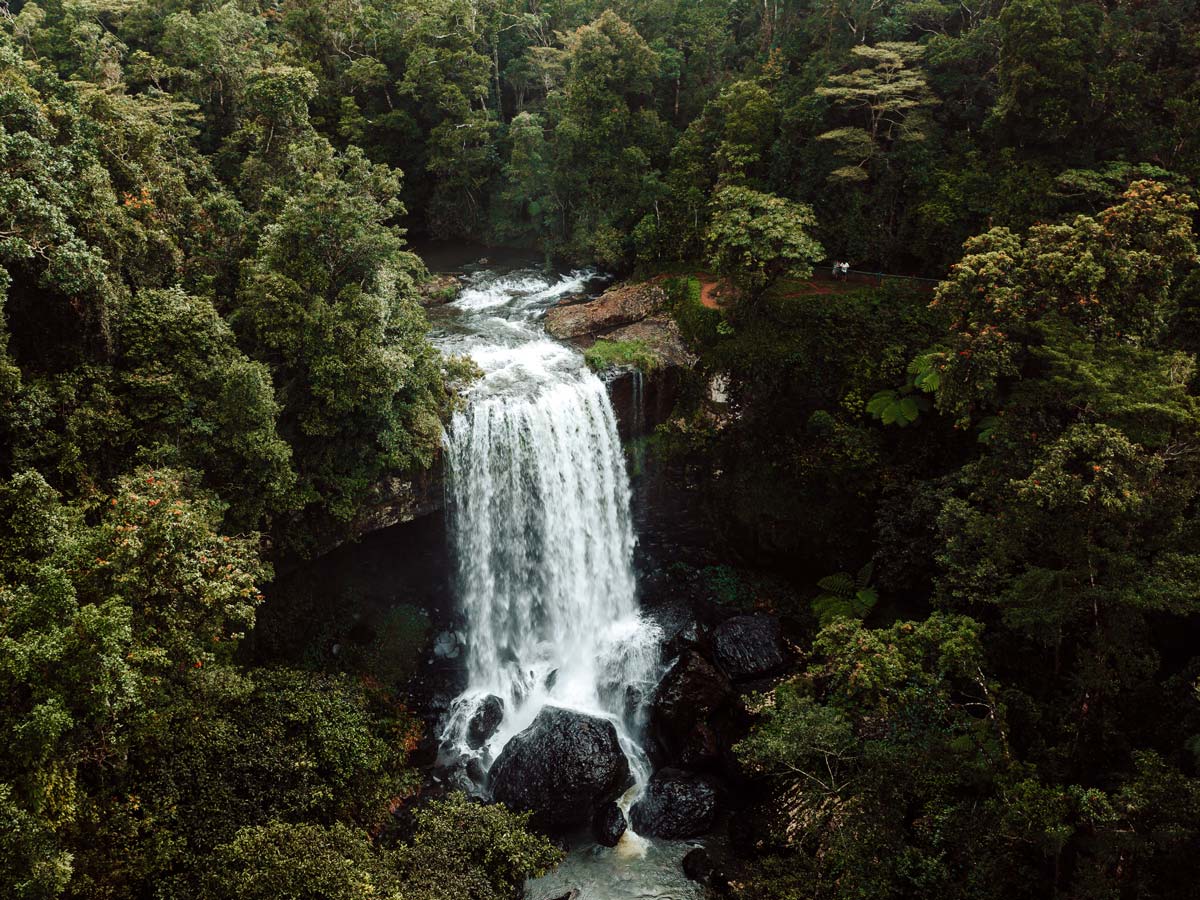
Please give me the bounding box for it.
[434,266,660,787]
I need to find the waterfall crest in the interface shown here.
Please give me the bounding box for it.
[435,267,660,782]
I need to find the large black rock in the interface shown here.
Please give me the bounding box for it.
[490,706,632,830]
[648,651,734,768]
[682,848,717,884]
[467,694,504,749]
[592,801,627,847]
[711,615,786,681]
[629,769,718,839]
[645,597,706,661]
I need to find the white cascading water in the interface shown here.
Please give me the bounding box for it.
[434,266,661,797]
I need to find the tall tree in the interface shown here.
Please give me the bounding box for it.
[705,185,824,295]
[816,42,935,183]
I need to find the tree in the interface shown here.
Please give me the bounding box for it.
[816,42,935,182]
[933,336,1200,758]
[202,794,561,900]
[918,183,1200,782]
[493,111,554,246]
[234,145,456,548]
[76,467,269,672]
[735,615,1018,899]
[989,0,1102,146]
[0,40,121,361]
[705,185,824,295]
[0,471,133,900]
[922,181,1198,423]
[0,466,267,899]
[393,1,499,238]
[632,72,783,263]
[204,822,402,900]
[536,10,669,264]
[709,79,779,186]
[72,666,417,898]
[392,793,563,900]
[158,3,270,142]
[110,288,296,530]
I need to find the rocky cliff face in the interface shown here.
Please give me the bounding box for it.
[545,280,669,339]
[600,315,694,370]
[294,462,445,562]
[545,279,697,440]
[351,464,445,537]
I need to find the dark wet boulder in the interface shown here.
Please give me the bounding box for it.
[645,597,706,662]
[490,706,632,830]
[435,755,488,800]
[467,695,505,749]
[466,756,487,785]
[711,615,786,681]
[663,620,703,661]
[629,769,718,839]
[648,651,734,768]
[592,802,627,847]
[682,848,717,884]
[445,765,480,797]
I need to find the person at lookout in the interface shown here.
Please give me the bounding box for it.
[832,260,841,279]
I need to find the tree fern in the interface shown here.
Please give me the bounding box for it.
[866,388,929,427]
[812,562,879,625]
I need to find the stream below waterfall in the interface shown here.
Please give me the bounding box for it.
[427,251,706,900]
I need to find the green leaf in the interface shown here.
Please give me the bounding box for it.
[867,390,897,416]
[816,573,855,597]
[855,587,879,611]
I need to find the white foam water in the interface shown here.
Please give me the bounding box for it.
[434,267,662,794]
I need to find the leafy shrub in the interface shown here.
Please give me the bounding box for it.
[584,339,661,373]
[393,793,563,899]
[667,276,723,347]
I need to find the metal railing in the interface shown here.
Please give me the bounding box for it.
[817,264,942,288]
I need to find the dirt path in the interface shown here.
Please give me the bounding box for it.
[682,269,926,309]
[692,273,861,308]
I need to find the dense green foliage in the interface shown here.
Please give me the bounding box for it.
[5,1,1200,898]
[203,794,561,900]
[680,182,1200,898]
[5,0,1190,274]
[0,463,557,899]
[0,5,545,897]
[0,12,467,553]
